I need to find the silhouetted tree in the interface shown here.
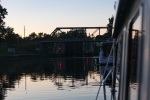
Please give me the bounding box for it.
[43,33,53,41]
[5,26,21,44]
[38,32,43,38]
[28,32,37,40]
[0,4,8,43]
[107,16,114,35]
[102,16,114,39]
[65,29,87,39]
[95,35,103,40]
[0,4,8,33]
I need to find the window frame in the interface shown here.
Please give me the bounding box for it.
[126,6,143,100]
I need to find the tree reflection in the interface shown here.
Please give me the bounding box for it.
[0,57,99,99]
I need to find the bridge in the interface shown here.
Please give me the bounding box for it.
[7,27,109,57]
[36,27,109,57]
[50,27,107,37]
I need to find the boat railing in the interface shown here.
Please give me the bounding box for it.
[96,39,116,100]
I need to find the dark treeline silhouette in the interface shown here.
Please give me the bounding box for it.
[0,28,88,44]
[0,4,113,57]
[0,4,7,35]
[95,16,114,40]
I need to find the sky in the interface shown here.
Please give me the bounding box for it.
[1,0,116,37]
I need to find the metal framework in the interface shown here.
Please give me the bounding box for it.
[50,27,107,36]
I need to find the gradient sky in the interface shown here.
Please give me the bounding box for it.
[1,0,116,37]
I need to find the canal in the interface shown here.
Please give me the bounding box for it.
[0,57,112,100]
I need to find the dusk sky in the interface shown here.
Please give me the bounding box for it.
[1,0,117,37]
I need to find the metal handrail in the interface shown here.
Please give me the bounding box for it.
[96,40,115,100]
[103,68,113,100]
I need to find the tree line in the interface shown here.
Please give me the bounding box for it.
[0,4,113,45]
[0,4,88,45]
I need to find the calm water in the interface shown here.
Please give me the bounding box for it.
[0,57,112,100]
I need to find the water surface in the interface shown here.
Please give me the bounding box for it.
[0,57,111,100]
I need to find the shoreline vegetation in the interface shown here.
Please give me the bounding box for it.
[0,4,114,58]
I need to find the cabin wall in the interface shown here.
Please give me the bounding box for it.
[114,0,150,100]
[140,0,150,100]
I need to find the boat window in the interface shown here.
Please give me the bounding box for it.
[128,12,142,100]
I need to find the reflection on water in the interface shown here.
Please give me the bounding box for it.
[0,57,111,100]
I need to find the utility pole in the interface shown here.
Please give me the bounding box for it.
[24,25,25,38]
